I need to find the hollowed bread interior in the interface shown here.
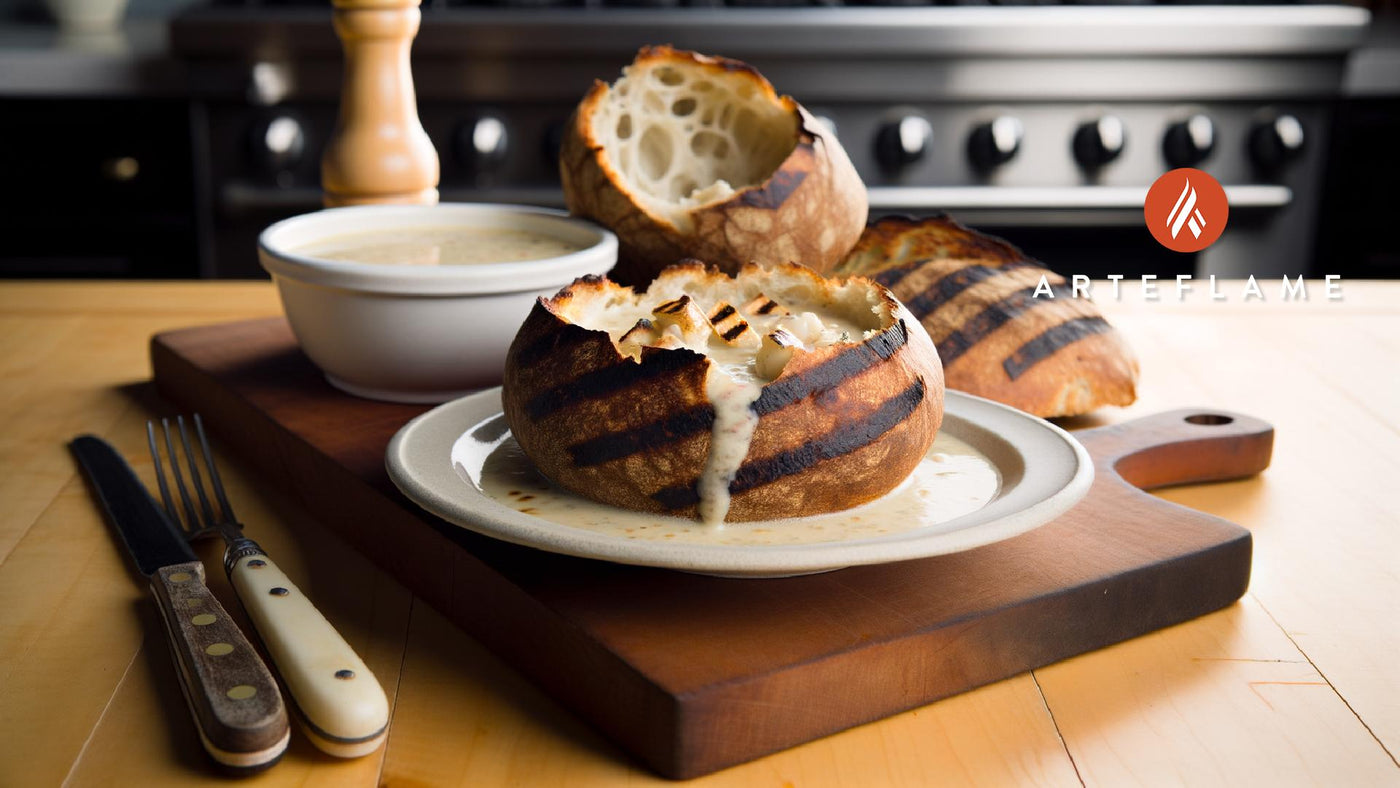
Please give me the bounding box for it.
[588,57,800,232]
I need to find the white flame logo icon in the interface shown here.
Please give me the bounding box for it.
[1166,178,1207,240]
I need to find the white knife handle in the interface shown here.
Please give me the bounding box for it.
[228,551,390,757]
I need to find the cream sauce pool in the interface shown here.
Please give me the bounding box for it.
[296,226,584,265]
[468,430,1000,546]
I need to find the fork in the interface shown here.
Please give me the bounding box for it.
[149,415,390,758]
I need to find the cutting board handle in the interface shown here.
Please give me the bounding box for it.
[1074,409,1274,491]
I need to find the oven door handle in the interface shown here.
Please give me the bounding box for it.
[220,184,575,213]
[866,185,1291,211]
[221,183,1291,214]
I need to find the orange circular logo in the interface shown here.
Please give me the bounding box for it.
[1144,168,1229,253]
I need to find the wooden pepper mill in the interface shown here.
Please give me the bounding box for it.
[322,0,439,207]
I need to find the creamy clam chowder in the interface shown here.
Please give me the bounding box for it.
[296,226,584,266]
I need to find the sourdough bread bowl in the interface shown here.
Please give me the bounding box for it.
[836,214,1138,418]
[501,262,944,524]
[560,46,867,286]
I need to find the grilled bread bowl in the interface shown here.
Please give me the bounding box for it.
[837,214,1138,418]
[502,262,943,524]
[560,46,867,286]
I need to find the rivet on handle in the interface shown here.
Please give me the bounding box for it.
[335,670,355,680]
[1185,414,1234,426]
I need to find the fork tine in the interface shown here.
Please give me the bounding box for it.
[161,418,203,531]
[193,414,237,524]
[146,421,179,524]
[175,416,219,528]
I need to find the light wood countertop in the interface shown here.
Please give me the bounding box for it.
[1,280,1397,786]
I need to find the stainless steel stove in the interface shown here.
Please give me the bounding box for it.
[169,5,1370,279]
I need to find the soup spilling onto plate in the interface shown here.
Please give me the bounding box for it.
[296,226,585,266]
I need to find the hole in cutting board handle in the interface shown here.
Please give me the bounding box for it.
[1184,413,1234,426]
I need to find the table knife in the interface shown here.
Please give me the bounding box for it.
[70,435,290,771]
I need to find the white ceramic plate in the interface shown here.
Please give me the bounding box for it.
[386,388,1093,577]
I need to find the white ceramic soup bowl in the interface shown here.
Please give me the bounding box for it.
[258,203,617,403]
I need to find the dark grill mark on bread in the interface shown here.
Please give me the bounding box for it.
[871,261,922,290]
[735,377,926,494]
[752,322,909,416]
[899,262,1034,320]
[936,283,1074,366]
[651,482,701,511]
[709,304,736,323]
[654,297,691,315]
[839,213,1135,417]
[563,323,912,461]
[567,406,716,467]
[1003,316,1113,380]
[737,143,811,210]
[650,377,928,510]
[525,349,703,419]
[743,293,789,317]
[721,325,747,342]
[561,322,912,464]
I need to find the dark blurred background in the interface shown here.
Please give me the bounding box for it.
[2,0,1397,280]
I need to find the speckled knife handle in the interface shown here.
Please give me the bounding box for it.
[149,561,290,770]
[227,546,390,758]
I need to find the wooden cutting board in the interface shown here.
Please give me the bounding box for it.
[150,317,1272,780]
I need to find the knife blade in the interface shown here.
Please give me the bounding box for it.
[70,435,290,771]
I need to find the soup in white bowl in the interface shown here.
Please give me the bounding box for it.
[296,227,587,267]
[259,203,618,403]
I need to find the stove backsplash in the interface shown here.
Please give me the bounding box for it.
[171,6,1372,280]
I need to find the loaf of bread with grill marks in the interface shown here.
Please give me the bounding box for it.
[836,214,1138,418]
[501,262,943,523]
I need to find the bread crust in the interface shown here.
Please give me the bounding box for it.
[501,262,944,522]
[560,46,867,286]
[839,214,1138,418]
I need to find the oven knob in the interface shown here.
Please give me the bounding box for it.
[1163,114,1215,168]
[454,114,510,175]
[1249,113,1306,172]
[875,115,933,172]
[1072,115,1126,169]
[249,115,306,174]
[967,116,1023,170]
